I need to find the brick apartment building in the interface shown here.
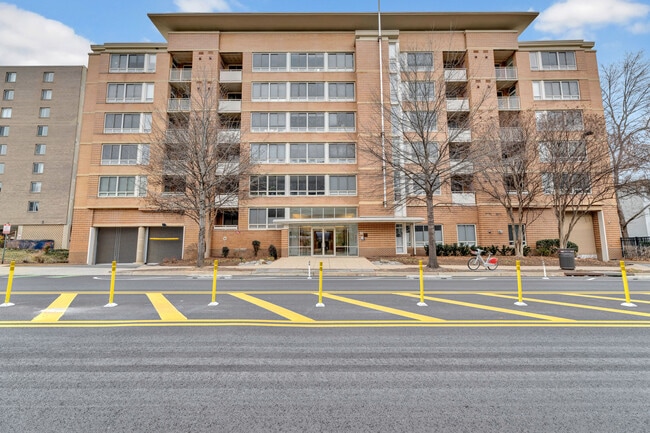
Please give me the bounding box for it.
[0,66,86,249]
[67,11,621,264]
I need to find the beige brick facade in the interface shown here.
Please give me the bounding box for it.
[67,12,621,264]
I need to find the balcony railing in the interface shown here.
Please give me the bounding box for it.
[168,98,190,112]
[170,69,192,82]
[499,127,524,142]
[220,70,242,83]
[218,100,242,113]
[448,128,472,142]
[446,98,469,111]
[444,69,467,81]
[495,67,518,80]
[450,160,474,173]
[218,129,241,143]
[452,192,476,205]
[497,96,520,111]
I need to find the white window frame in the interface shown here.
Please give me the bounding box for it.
[109,53,156,73]
[34,144,46,155]
[0,108,11,118]
[0,144,6,155]
[103,113,152,134]
[251,112,287,132]
[43,72,54,82]
[98,175,147,197]
[41,89,52,100]
[252,53,288,72]
[532,81,580,100]
[457,224,477,246]
[327,82,355,101]
[328,143,356,163]
[289,175,325,196]
[329,175,357,196]
[5,72,16,83]
[32,162,44,174]
[0,162,4,174]
[508,224,527,246]
[415,224,443,246]
[30,181,42,193]
[0,126,9,136]
[403,52,434,70]
[37,125,48,136]
[327,53,354,71]
[249,175,287,196]
[106,83,154,103]
[39,107,50,118]
[101,143,149,165]
[535,110,584,131]
[529,51,577,71]
[3,90,14,101]
[251,82,287,101]
[28,201,39,212]
[250,143,286,163]
[248,208,286,229]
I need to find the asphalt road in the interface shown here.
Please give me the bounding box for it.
[1,327,649,433]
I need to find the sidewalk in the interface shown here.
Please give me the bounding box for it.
[2,257,647,279]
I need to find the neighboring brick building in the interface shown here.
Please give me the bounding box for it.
[0,66,86,249]
[67,12,621,264]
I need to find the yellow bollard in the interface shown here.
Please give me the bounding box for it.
[514,260,527,306]
[209,260,219,306]
[620,261,637,307]
[316,261,324,307]
[1,261,16,307]
[105,261,118,307]
[417,260,427,306]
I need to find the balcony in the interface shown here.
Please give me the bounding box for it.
[497,96,520,111]
[220,70,242,83]
[168,98,190,112]
[448,128,472,142]
[170,69,192,82]
[495,67,518,80]
[452,192,476,205]
[446,98,469,111]
[444,69,467,81]
[216,195,238,207]
[218,100,242,113]
[499,127,524,142]
[218,129,241,144]
[450,160,474,173]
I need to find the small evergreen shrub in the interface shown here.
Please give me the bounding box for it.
[268,244,278,260]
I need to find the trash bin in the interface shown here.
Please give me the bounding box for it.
[558,248,576,270]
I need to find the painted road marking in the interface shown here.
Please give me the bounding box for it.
[32,293,77,322]
[481,293,650,318]
[561,293,650,305]
[146,293,187,321]
[320,293,444,322]
[229,293,314,322]
[396,293,573,322]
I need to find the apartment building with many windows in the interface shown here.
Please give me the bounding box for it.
[68,12,621,264]
[0,66,86,249]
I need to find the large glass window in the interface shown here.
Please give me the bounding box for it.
[457,224,476,246]
[329,175,356,196]
[109,54,156,73]
[533,81,580,100]
[98,176,147,197]
[529,51,576,71]
[290,175,325,195]
[290,113,325,131]
[290,143,325,163]
[535,110,583,131]
[250,143,286,163]
[252,82,287,100]
[107,83,154,103]
[328,83,355,100]
[252,53,287,71]
[101,144,149,165]
[405,52,433,69]
[508,224,526,246]
[104,113,152,133]
[328,112,355,131]
[328,143,355,163]
[327,53,354,70]
[249,208,286,229]
[251,112,286,132]
[249,175,286,196]
[414,224,443,246]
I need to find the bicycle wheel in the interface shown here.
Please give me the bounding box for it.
[467,257,480,270]
[486,259,499,271]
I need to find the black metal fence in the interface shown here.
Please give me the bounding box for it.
[620,237,650,258]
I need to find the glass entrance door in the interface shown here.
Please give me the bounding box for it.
[312,227,335,256]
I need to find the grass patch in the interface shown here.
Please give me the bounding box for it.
[1,249,69,264]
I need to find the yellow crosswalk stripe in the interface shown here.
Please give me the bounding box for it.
[146,293,187,321]
[32,293,77,322]
[230,293,314,322]
[321,293,444,322]
[396,293,573,322]
[562,293,650,304]
[481,293,650,318]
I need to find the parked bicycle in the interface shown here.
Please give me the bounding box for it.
[467,248,499,271]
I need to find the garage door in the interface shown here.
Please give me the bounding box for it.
[146,226,183,264]
[95,227,138,264]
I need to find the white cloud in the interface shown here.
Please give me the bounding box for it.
[0,3,90,66]
[173,0,233,12]
[535,0,650,38]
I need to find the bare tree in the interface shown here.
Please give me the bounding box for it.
[361,45,493,268]
[536,110,614,249]
[147,71,247,267]
[473,111,546,256]
[601,51,650,236]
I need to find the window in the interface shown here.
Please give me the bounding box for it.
[37,125,48,136]
[457,224,476,246]
[28,201,39,212]
[539,140,587,162]
[533,81,580,100]
[542,172,591,194]
[251,83,286,100]
[328,112,355,131]
[508,224,526,246]
[3,90,14,101]
[249,208,286,229]
[251,112,286,132]
[41,90,52,100]
[402,81,435,101]
[415,224,443,246]
[249,175,286,196]
[109,54,156,73]
[104,113,152,133]
[451,174,473,192]
[529,51,576,71]
[328,143,355,163]
[410,142,439,162]
[39,107,50,118]
[250,143,286,163]
[98,176,147,197]
[290,175,325,195]
[290,143,325,163]
[328,83,355,100]
[0,162,4,174]
[329,175,356,196]
[504,173,527,193]
[536,110,583,131]
[163,175,186,194]
[405,52,433,69]
[290,83,325,101]
[290,113,325,131]
[5,72,16,83]
[0,144,6,155]
[0,126,9,136]
[30,181,42,193]
[106,83,154,103]
[290,53,325,71]
[252,53,287,71]
[43,72,54,82]
[403,111,437,132]
[327,53,354,71]
[34,144,46,155]
[0,108,11,118]
[33,162,44,174]
[101,144,149,165]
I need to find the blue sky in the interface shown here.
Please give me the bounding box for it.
[1,0,649,67]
